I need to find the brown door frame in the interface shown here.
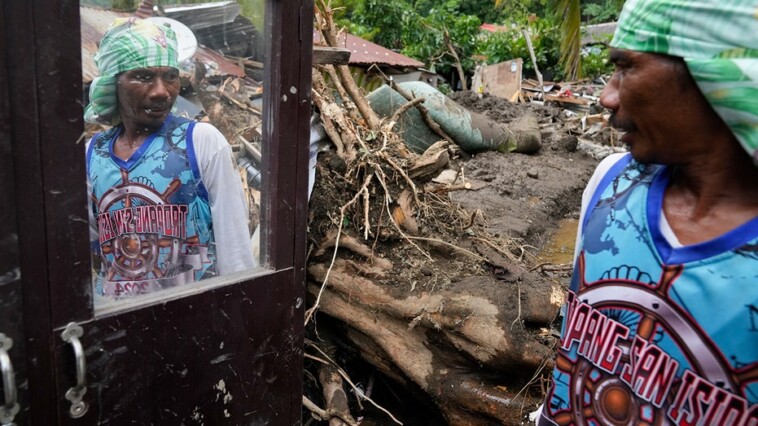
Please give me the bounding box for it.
[2,0,313,423]
[0,4,28,424]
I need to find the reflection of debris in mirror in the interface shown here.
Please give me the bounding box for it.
[172,95,204,120]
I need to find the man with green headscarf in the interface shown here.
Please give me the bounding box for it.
[536,1,758,424]
[85,18,255,298]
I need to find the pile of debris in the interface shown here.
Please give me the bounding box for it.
[302,3,625,426]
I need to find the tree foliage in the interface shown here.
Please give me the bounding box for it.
[476,16,564,80]
[552,0,583,80]
[582,0,625,23]
[331,0,623,85]
[400,2,481,77]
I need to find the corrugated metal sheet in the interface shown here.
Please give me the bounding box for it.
[313,31,424,68]
[194,46,245,78]
[163,1,239,30]
[81,5,243,83]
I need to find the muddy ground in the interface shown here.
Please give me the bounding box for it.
[448,91,600,249]
[303,90,622,425]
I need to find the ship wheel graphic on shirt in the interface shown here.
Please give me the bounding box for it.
[550,253,749,426]
[96,169,195,281]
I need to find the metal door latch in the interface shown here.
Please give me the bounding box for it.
[61,323,88,418]
[0,333,19,426]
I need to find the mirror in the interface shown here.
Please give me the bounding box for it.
[80,0,268,308]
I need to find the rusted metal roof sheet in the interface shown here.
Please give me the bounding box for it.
[194,46,245,78]
[313,31,424,68]
[81,5,243,83]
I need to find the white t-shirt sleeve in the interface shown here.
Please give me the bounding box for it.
[191,123,257,274]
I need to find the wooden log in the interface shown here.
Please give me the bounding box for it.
[544,93,592,105]
[313,46,351,65]
[316,3,381,130]
[408,140,450,179]
[306,268,552,424]
[318,364,357,426]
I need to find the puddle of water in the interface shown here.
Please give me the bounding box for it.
[538,218,579,265]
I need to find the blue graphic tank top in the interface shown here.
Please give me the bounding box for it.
[540,155,758,426]
[87,115,217,297]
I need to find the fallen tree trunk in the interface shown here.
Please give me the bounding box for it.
[306,228,563,423]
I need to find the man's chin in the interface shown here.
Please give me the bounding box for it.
[134,117,167,133]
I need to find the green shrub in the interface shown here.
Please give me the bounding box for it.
[581,45,613,79]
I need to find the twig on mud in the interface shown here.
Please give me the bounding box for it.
[302,396,359,426]
[363,186,370,240]
[528,262,572,273]
[510,283,522,330]
[462,210,479,230]
[305,174,374,326]
[373,171,432,260]
[305,343,404,425]
[406,236,487,262]
[513,341,558,417]
[472,237,520,264]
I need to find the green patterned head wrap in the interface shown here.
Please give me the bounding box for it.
[611,0,758,163]
[84,18,179,125]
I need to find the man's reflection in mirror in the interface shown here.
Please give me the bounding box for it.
[85,18,254,298]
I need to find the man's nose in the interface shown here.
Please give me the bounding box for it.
[148,77,171,100]
[599,75,619,111]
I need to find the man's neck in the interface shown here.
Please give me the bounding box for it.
[663,138,758,244]
[114,119,163,160]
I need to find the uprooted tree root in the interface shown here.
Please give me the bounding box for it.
[305,2,565,424]
[306,139,566,422]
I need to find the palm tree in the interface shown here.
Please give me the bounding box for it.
[495,0,582,80]
[552,0,582,79]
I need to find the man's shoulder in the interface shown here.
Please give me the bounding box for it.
[594,152,629,176]
[189,122,228,148]
[185,121,230,167]
[190,121,224,138]
[163,114,194,133]
[590,153,664,186]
